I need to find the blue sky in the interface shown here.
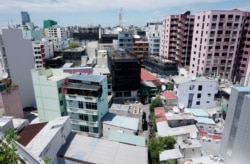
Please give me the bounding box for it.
[0,0,249,28]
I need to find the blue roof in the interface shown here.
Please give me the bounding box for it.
[185,108,209,117]
[195,117,215,125]
[69,73,105,83]
[102,113,139,131]
[108,131,146,147]
[234,86,250,92]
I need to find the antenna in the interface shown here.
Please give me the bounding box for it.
[119,7,123,27]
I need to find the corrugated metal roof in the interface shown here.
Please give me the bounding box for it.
[185,108,209,117]
[58,133,148,164]
[195,117,215,125]
[161,91,177,100]
[102,113,139,131]
[108,131,146,147]
[160,149,183,161]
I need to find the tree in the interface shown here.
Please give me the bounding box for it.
[0,128,20,164]
[149,96,163,112]
[148,136,176,164]
[44,156,51,164]
[69,41,81,49]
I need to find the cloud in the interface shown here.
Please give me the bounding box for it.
[0,0,224,13]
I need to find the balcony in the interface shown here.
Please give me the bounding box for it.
[67,107,98,115]
[70,119,99,127]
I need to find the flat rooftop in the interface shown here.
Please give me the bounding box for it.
[157,122,198,137]
[172,76,216,84]
[69,73,105,83]
[166,113,195,121]
[160,149,183,162]
[58,133,148,164]
[93,67,110,75]
[109,103,143,115]
[185,108,209,117]
[102,113,139,131]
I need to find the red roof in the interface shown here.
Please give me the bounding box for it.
[154,107,166,122]
[141,68,158,81]
[17,122,47,146]
[161,91,177,100]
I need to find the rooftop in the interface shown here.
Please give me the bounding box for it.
[154,107,167,122]
[172,76,216,84]
[134,40,148,44]
[141,68,159,81]
[185,108,209,117]
[159,149,183,161]
[102,113,139,131]
[166,113,195,121]
[177,139,202,149]
[108,131,146,147]
[64,47,85,52]
[17,122,47,146]
[157,122,198,137]
[0,116,12,127]
[161,91,177,100]
[109,50,138,61]
[58,133,148,164]
[109,103,143,115]
[195,117,215,125]
[25,117,69,157]
[69,73,105,83]
[93,67,110,75]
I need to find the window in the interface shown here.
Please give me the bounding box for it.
[189,85,195,90]
[80,125,89,132]
[93,127,98,133]
[60,100,63,106]
[116,92,122,97]
[79,114,88,121]
[198,85,202,91]
[206,101,210,103]
[86,102,97,110]
[124,91,131,97]
[197,94,201,98]
[208,93,211,97]
[196,101,200,105]
[78,101,83,109]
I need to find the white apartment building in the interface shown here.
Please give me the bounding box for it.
[189,9,244,79]
[146,22,162,56]
[172,76,218,108]
[31,68,70,122]
[220,87,250,164]
[32,38,54,68]
[45,25,67,40]
[1,28,35,108]
[160,11,194,67]
[0,34,8,73]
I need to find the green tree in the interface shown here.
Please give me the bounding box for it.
[166,159,174,164]
[44,156,51,164]
[0,128,20,164]
[69,41,81,49]
[149,96,163,112]
[148,136,176,164]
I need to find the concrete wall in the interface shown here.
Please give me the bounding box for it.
[2,28,35,108]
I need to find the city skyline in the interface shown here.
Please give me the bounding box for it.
[0,0,249,27]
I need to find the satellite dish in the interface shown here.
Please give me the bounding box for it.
[173,106,180,114]
[116,27,123,32]
[189,132,198,139]
[161,85,166,91]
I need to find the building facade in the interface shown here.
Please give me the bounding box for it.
[31,68,70,122]
[63,74,108,137]
[160,11,194,67]
[1,28,35,108]
[146,22,162,56]
[189,9,244,80]
[118,31,134,52]
[108,50,141,103]
[133,40,148,64]
[220,87,250,164]
[21,11,31,25]
[32,39,54,68]
[172,76,218,108]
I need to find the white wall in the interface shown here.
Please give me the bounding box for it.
[2,28,35,108]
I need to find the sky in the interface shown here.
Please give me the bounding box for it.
[0,0,249,28]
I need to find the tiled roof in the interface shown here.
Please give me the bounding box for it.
[154,107,166,122]
[161,91,177,100]
[17,122,47,146]
[141,68,158,81]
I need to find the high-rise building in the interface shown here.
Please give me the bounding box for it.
[21,11,31,25]
[160,11,194,67]
[1,28,35,108]
[108,50,141,103]
[189,9,245,80]
[117,31,134,52]
[145,22,162,56]
[220,86,250,164]
[43,20,57,29]
[63,74,108,137]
